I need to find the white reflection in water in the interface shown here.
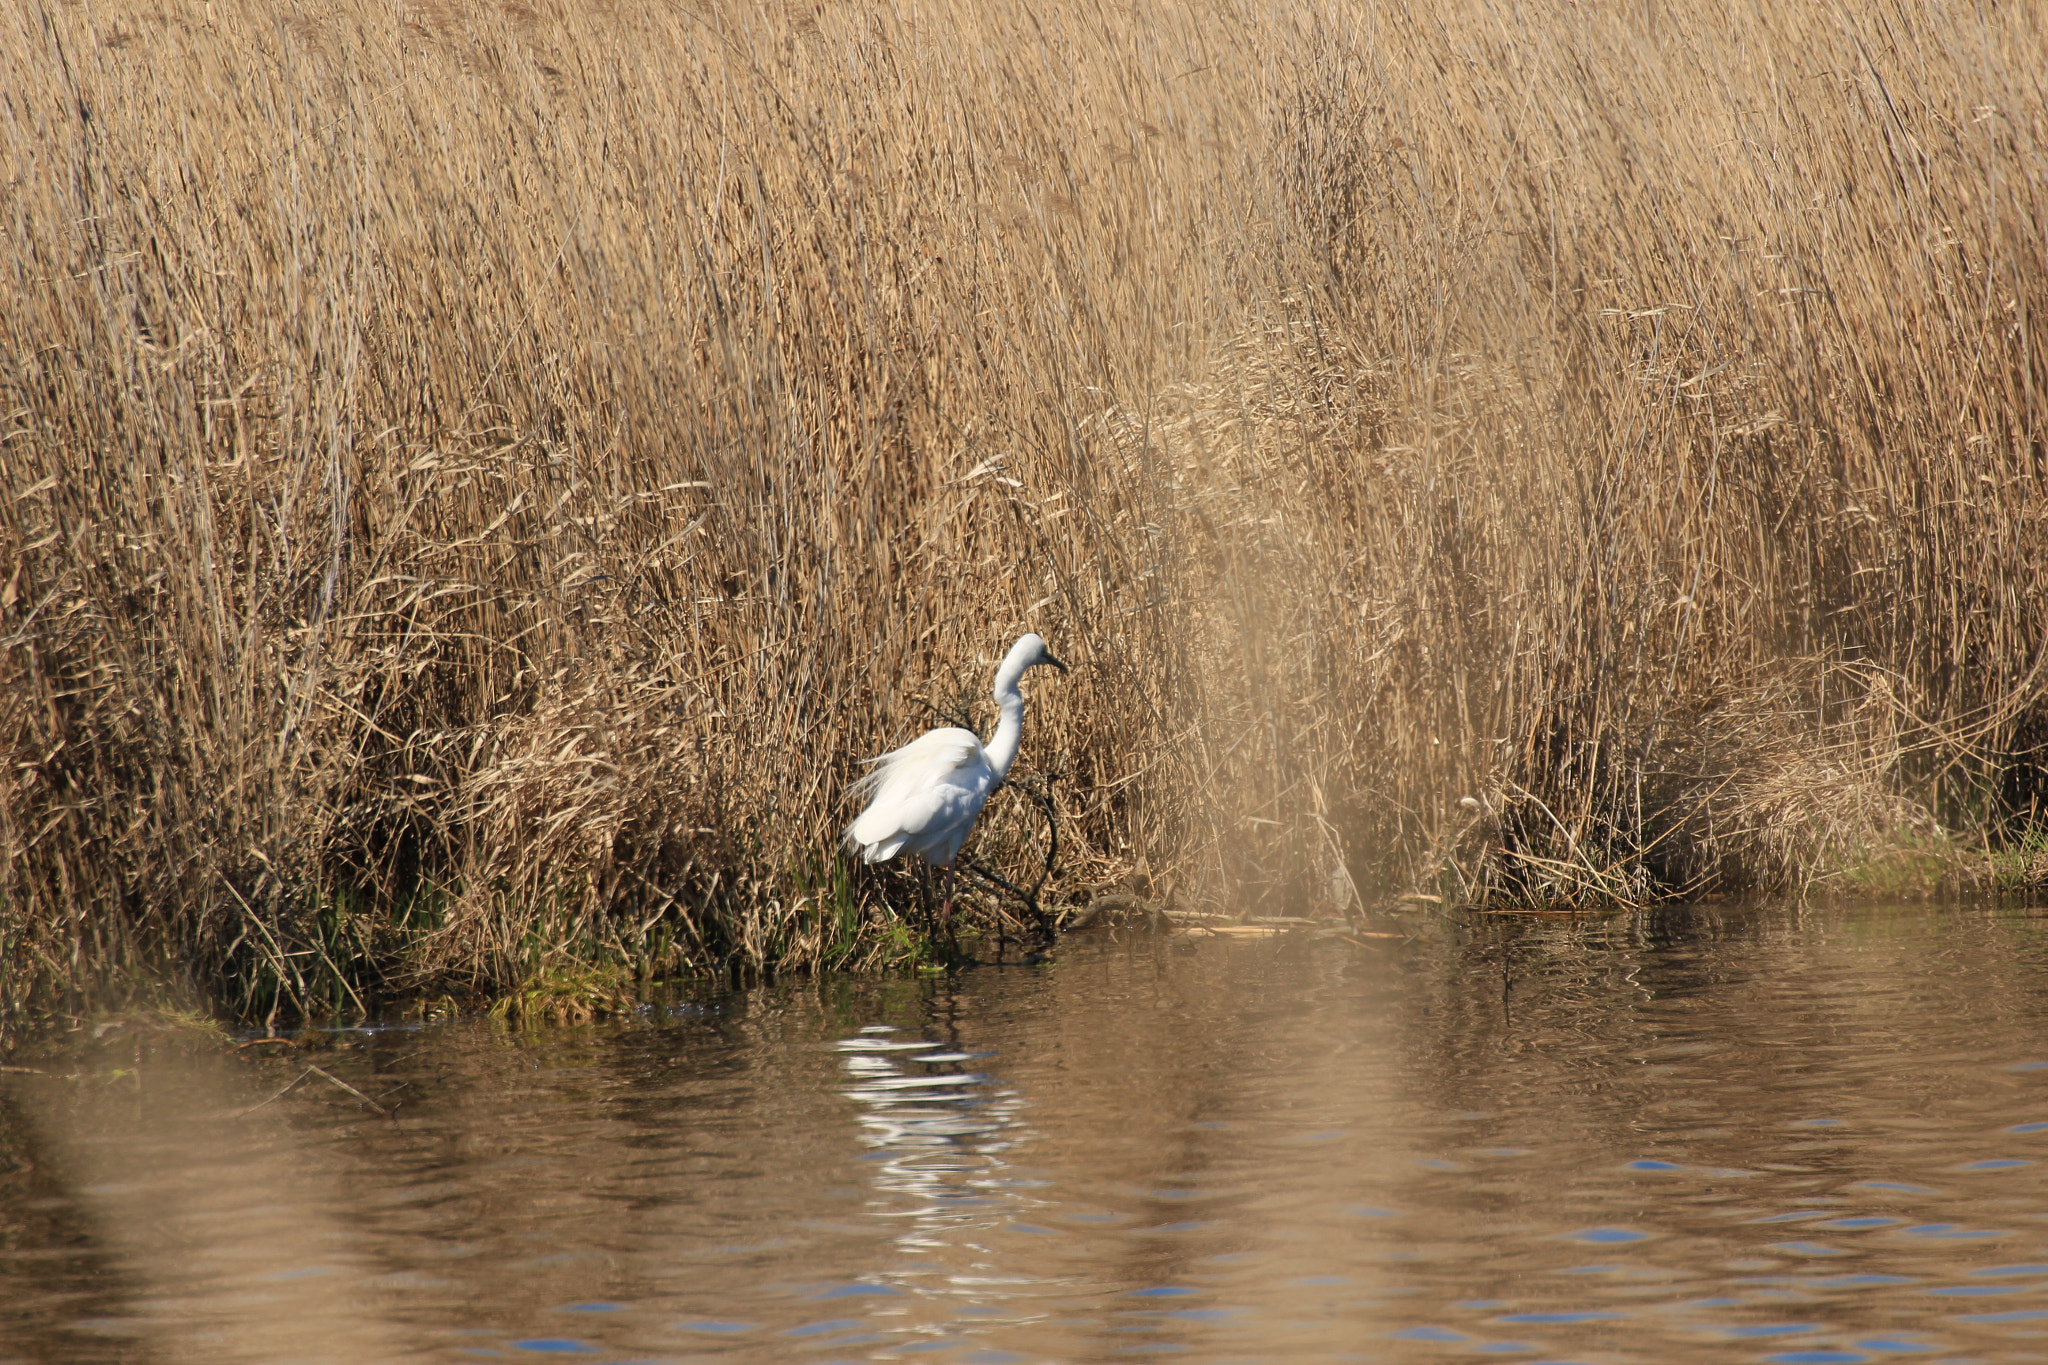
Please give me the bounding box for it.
[836,1026,1034,1287]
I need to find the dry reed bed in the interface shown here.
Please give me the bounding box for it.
[2,0,2044,1032]
[1136,1,2048,911]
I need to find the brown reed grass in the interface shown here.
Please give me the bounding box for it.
[3,0,2044,1034]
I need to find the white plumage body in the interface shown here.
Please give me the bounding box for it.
[844,727,997,867]
[843,633,1066,876]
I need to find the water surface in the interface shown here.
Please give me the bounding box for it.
[8,902,2048,1363]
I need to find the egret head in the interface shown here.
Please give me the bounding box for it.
[994,633,1068,697]
[1014,632,1068,674]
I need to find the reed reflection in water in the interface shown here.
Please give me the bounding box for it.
[7,902,2048,1363]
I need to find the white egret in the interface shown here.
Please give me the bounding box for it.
[844,633,1068,921]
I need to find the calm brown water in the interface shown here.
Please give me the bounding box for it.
[8,903,2048,1365]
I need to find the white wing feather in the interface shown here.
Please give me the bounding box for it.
[844,727,997,865]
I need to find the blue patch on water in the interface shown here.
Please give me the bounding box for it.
[1391,1326,1468,1342]
[2009,1121,2048,1133]
[1563,1227,1650,1245]
[1902,1224,2010,1239]
[1628,1159,1686,1172]
[1007,1223,1056,1235]
[1922,1285,2024,1296]
[1716,1324,1820,1338]
[1558,1265,1628,1275]
[1293,1276,1351,1286]
[815,1283,897,1299]
[1162,1309,1241,1323]
[676,1321,754,1334]
[1954,1158,2032,1171]
[1761,1353,1868,1364]
[1752,1211,1831,1224]
[1471,1344,1534,1355]
[1972,1263,2048,1276]
[2004,1061,2048,1071]
[1805,1275,1918,1288]
[783,1319,861,1338]
[1498,1312,1625,1324]
[558,1303,625,1313]
[1145,1222,1211,1233]
[511,1341,596,1354]
[1851,1339,1941,1354]
[964,1352,1031,1364]
[1347,1206,1400,1218]
[1814,1217,1905,1230]
[1129,1287,1202,1298]
[1853,1182,1938,1194]
[1793,1118,1845,1128]
[1955,1309,2048,1323]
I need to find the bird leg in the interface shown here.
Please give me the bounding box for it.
[933,861,969,963]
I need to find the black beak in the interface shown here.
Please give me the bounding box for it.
[1046,651,1069,673]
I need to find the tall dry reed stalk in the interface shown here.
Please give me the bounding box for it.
[3,0,2044,1034]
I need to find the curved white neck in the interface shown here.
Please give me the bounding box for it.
[982,648,1035,781]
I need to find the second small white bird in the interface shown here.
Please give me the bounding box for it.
[844,633,1068,917]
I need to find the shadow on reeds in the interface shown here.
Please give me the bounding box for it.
[3,0,2045,1037]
